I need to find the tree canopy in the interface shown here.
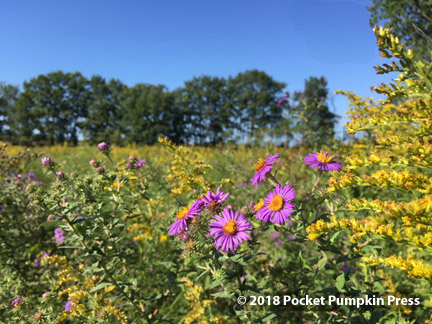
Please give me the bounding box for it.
[1,71,337,147]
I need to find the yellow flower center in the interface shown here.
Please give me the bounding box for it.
[223,220,238,236]
[253,198,265,212]
[176,207,189,220]
[269,195,284,211]
[317,151,333,164]
[253,158,267,172]
[209,201,218,212]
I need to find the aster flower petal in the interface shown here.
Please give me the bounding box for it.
[168,201,202,236]
[250,153,280,186]
[304,151,342,172]
[259,184,296,225]
[209,208,253,254]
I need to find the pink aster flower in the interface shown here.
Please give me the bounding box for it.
[250,154,279,186]
[168,200,203,236]
[97,142,110,154]
[258,184,296,225]
[201,186,230,212]
[209,208,253,253]
[304,151,342,172]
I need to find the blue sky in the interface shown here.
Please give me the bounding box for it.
[1,0,394,137]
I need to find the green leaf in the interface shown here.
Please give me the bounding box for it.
[335,274,345,292]
[261,313,277,321]
[90,282,113,292]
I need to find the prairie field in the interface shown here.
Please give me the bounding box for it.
[2,3,432,323]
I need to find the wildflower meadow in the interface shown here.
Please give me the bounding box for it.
[2,9,432,323]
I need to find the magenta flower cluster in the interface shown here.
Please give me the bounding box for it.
[167,150,342,254]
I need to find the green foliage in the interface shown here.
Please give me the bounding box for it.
[368,0,432,62]
[120,84,174,144]
[10,71,90,146]
[1,70,332,146]
[83,76,126,145]
[0,82,19,138]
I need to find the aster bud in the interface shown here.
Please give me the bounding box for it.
[97,142,110,154]
[56,171,65,179]
[95,166,105,174]
[89,158,99,167]
[41,157,55,168]
[180,232,190,242]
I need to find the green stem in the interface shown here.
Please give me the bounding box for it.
[311,170,323,194]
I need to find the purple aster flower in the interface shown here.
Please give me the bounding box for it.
[258,184,296,225]
[5,177,10,182]
[42,252,50,258]
[135,159,146,168]
[34,257,40,267]
[65,300,72,311]
[0,206,3,212]
[54,228,64,244]
[3,168,8,173]
[209,208,253,254]
[250,154,280,186]
[35,181,43,186]
[201,186,230,212]
[168,201,203,236]
[275,240,282,246]
[277,96,287,107]
[149,268,154,274]
[304,151,342,172]
[97,142,110,153]
[342,265,355,272]
[27,172,36,180]
[11,296,23,308]
[41,157,54,168]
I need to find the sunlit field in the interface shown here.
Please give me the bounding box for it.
[2,4,432,322]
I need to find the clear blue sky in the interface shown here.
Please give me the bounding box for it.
[1,0,394,137]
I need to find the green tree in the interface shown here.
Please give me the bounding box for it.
[11,71,89,145]
[230,70,286,143]
[120,84,174,144]
[293,76,337,147]
[0,82,19,139]
[83,76,126,145]
[174,76,232,145]
[368,0,432,61]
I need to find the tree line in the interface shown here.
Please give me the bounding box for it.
[0,70,337,146]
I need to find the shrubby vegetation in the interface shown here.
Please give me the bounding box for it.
[2,1,432,321]
[2,26,432,322]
